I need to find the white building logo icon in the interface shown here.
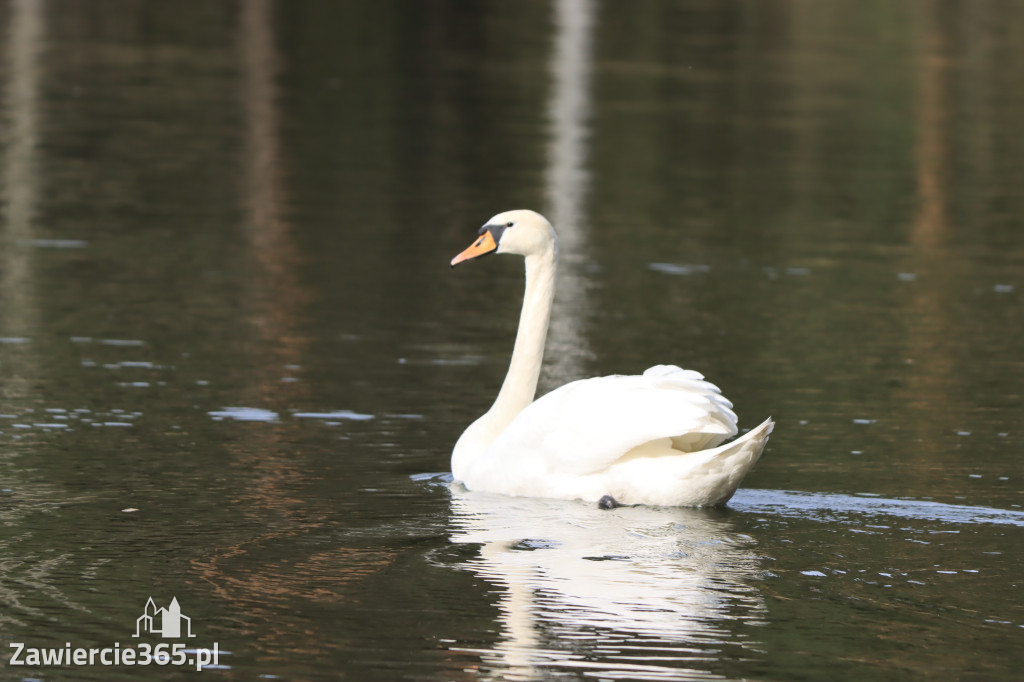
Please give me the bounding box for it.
[133,597,195,638]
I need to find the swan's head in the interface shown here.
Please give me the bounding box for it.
[451,210,555,266]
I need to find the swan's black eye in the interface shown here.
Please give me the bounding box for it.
[506,222,514,228]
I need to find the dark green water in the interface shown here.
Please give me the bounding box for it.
[1,1,1022,680]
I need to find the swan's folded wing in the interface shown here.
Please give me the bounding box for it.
[488,366,739,478]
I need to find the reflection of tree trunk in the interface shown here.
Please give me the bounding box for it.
[898,4,956,448]
[195,0,337,624]
[241,0,305,353]
[910,6,950,249]
[240,0,309,412]
[242,0,283,262]
[1,0,43,358]
[542,0,595,391]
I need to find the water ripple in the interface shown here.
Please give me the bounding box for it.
[730,489,1024,526]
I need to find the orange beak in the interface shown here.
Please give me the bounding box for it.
[451,229,498,267]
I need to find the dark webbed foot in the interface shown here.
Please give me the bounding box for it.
[597,495,620,510]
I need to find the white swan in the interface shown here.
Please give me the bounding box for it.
[450,210,773,507]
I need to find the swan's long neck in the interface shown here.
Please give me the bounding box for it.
[452,243,557,478]
[490,245,557,422]
[451,239,557,479]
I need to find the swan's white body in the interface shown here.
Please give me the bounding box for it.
[451,210,772,507]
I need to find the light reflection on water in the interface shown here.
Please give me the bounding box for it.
[731,488,1024,527]
[444,483,767,681]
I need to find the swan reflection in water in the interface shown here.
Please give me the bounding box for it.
[443,483,768,680]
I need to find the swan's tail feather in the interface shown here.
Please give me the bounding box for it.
[682,417,773,506]
[608,417,773,507]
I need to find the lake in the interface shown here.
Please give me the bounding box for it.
[1,1,1022,680]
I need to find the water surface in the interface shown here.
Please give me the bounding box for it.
[1,1,1022,680]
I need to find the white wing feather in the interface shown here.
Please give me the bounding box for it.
[476,365,738,480]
